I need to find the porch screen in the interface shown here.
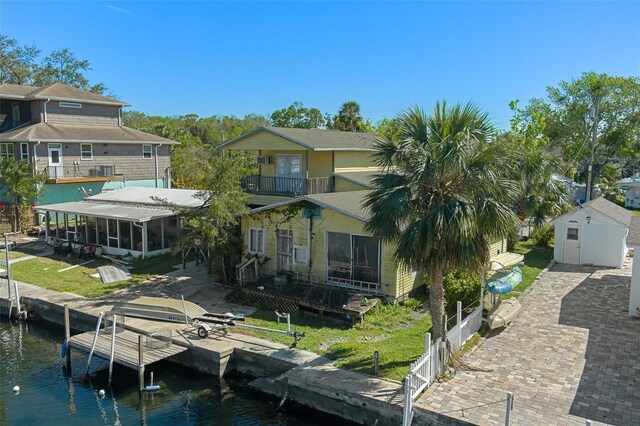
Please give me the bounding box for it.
[327,232,351,280]
[351,235,380,283]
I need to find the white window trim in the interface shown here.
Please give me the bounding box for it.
[20,143,29,161]
[142,144,152,159]
[59,101,82,108]
[293,245,308,264]
[249,227,265,255]
[80,143,93,160]
[0,143,14,159]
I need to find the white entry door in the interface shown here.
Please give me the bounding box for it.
[563,225,581,264]
[47,143,63,178]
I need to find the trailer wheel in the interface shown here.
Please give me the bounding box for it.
[197,326,209,338]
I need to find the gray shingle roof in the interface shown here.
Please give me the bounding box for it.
[584,197,634,226]
[332,170,378,188]
[0,82,129,106]
[0,122,178,144]
[220,126,384,151]
[249,190,371,222]
[628,216,640,246]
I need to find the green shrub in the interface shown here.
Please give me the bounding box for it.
[443,269,481,312]
[529,224,554,248]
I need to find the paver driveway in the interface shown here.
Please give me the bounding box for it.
[416,259,639,425]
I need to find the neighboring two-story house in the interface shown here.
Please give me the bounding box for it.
[0,83,177,204]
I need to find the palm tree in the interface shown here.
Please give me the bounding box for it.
[364,102,519,341]
[331,101,364,132]
[517,149,569,228]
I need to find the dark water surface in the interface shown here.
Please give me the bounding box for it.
[0,319,347,425]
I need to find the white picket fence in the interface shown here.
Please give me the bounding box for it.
[402,301,483,426]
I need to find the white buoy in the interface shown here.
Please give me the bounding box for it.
[98,389,105,397]
[12,386,20,393]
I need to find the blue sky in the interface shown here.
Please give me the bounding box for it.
[2,1,639,129]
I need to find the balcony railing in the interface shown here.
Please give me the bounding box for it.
[44,165,117,180]
[241,175,334,197]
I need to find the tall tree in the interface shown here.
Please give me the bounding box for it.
[364,102,519,341]
[270,102,325,128]
[35,48,107,93]
[157,150,256,282]
[0,159,47,231]
[328,101,366,132]
[0,35,40,85]
[503,101,569,226]
[528,72,640,188]
[375,117,402,143]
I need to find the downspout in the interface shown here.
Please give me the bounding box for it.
[34,141,41,205]
[43,98,51,123]
[154,143,163,188]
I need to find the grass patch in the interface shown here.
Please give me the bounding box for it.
[499,240,553,300]
[9,252,185,297]
[3,246,42,259]
[239,301,431,381]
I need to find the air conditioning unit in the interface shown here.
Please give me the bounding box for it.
[257,156,271,165]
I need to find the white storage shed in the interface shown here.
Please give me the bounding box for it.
[628,216,640,316]
[552,197,633,268]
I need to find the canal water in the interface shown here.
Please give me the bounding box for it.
[0,319,346,425]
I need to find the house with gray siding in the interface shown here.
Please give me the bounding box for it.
[0,82,178,204]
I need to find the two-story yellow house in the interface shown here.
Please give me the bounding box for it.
[221,126,510,302]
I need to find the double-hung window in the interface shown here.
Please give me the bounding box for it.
[0,143,14,159]
[249,228,264,255]
[20,143,29,161]
[80,144,93,160]
[142,144,152,159]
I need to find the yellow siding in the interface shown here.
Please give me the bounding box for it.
[334,176,370,192]
[247,150,332,178]
[334,151,375,170]
[306,151,333,178]
[241,207,402,299]
[224,131,309,151]
[395,265,418,299]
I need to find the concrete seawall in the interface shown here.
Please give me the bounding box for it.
[1,286,452,425]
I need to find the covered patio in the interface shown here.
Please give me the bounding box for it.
[34,187,202,258]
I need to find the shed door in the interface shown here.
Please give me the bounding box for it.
[563,225,581,264]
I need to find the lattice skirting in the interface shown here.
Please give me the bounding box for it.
[226,288,301,314]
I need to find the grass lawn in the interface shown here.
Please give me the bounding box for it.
[240,301,432,381]
[8,252,186,297]
[3,247,42,259]
[501,239,554,299]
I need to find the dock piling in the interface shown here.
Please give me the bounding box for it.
[108,314,117,386]
[64,304,71,372]
[138,334,145,393]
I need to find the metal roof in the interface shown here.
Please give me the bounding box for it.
[90,187,203,208]
[332,170,379,188]
[34,200,175,222]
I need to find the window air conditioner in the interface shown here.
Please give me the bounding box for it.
[257,156,271,165]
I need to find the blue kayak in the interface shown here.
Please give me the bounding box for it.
[485,266,523,295]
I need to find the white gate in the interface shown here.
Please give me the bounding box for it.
[402,301,483,426]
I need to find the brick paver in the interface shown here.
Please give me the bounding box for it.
[416,259,639,425]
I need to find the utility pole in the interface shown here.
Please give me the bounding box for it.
[585,95,600,202]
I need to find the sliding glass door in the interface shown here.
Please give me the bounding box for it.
[327,232,380,283]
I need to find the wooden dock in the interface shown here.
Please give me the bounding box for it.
[69,329,187,370]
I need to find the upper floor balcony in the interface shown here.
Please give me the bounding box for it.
[241,175,335,197]
[43,164,120,183]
